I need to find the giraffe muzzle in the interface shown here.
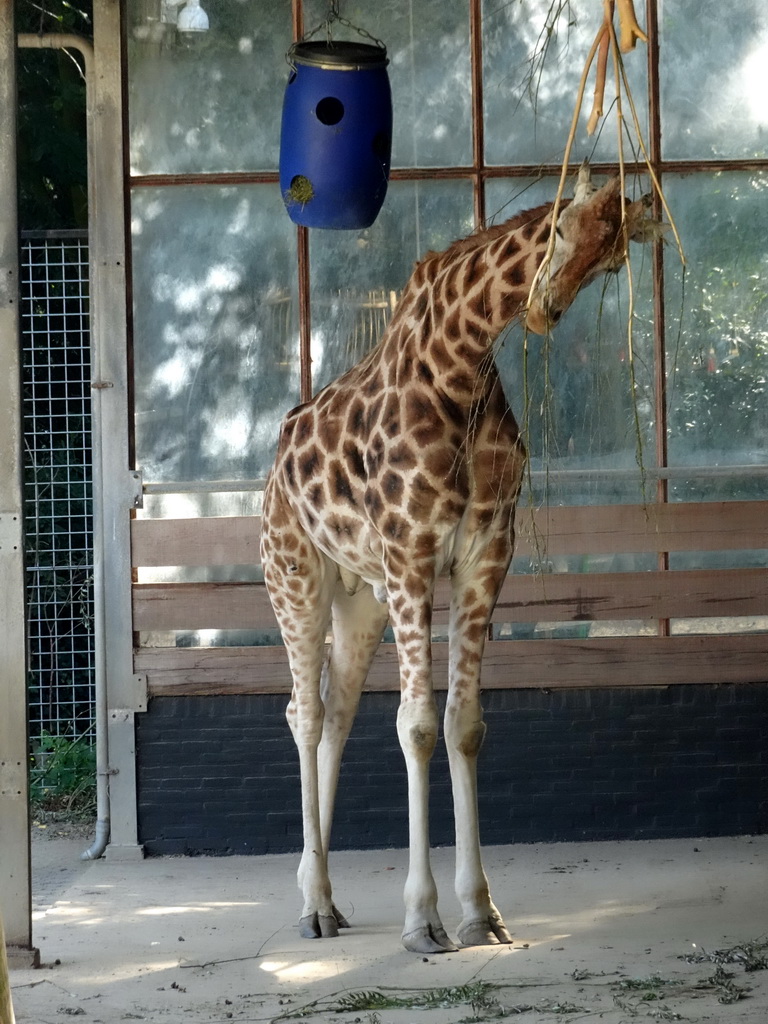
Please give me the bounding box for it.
[525,296,562,335]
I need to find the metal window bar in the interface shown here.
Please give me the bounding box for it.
[20,229,95,747]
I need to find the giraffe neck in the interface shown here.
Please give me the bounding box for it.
[388,203,554,401]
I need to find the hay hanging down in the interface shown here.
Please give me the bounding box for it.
[528,0,684,334]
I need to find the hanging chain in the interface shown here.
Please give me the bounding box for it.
[294,0,386,55]
[323,0,342,42]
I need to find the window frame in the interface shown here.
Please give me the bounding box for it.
[126,0,768,691]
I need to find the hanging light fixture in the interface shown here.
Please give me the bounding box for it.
[160,0,209,33]
[177,0,209,32]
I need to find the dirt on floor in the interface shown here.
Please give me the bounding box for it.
[9,831,768,1024]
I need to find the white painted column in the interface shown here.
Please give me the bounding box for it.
[0,0,36,966]
[89,0,146,859]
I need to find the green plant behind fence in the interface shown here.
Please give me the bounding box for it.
[30,730,96,818]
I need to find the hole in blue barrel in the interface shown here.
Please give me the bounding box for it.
[316,96,344,125]
[287,175,314,204]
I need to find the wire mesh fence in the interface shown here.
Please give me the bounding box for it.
[20,230,95,750]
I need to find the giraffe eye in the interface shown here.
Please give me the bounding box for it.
[556,225,565,240]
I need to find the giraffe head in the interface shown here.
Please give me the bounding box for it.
[526,163,659,335]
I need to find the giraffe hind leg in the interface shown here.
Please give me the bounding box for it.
[261,498,342,939]
[295,579,389,938]
[318,580,390,854]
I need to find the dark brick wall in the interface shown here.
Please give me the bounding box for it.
[135,684,768,856]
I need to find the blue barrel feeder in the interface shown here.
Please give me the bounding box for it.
[280,41,392,229]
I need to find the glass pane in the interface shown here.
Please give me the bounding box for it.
[131,184,299,482]
[162,629,283,648]
[511,551,657,576]
[668,548,768,635]
[659,0,768,160]
[310,179,475,391]
[303,0,472,167]
[138,490,263,521]
[669,617,768,635]
[483,0,649,167]
[486,176,657,507]
[669,550,768,571]
[497,619,656,639]
[127,0,292,174]
[664,172,768,501]
[499,547,660,640]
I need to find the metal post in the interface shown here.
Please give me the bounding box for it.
[0,0,37,967]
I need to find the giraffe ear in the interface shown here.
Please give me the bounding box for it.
[626,193,670,243]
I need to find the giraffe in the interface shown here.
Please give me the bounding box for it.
[260,164,656,954]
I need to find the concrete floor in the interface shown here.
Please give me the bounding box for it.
[9,832,768,1023]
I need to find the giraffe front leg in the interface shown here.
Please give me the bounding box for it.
[446,563,513,947]
[385,548,457,953]
[397,693,458,954]
[444,695,512,946]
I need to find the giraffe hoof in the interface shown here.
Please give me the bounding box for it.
[457,916,513,947]
[299,914,323,939]
[299,905,350,939]
[318,913,341,938]
[331,903,351,929]
[299,913,338,938]
[402,925,458,954]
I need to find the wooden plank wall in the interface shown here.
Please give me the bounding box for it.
[131,501,768,695]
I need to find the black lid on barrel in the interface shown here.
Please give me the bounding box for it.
[290,40,388,70]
